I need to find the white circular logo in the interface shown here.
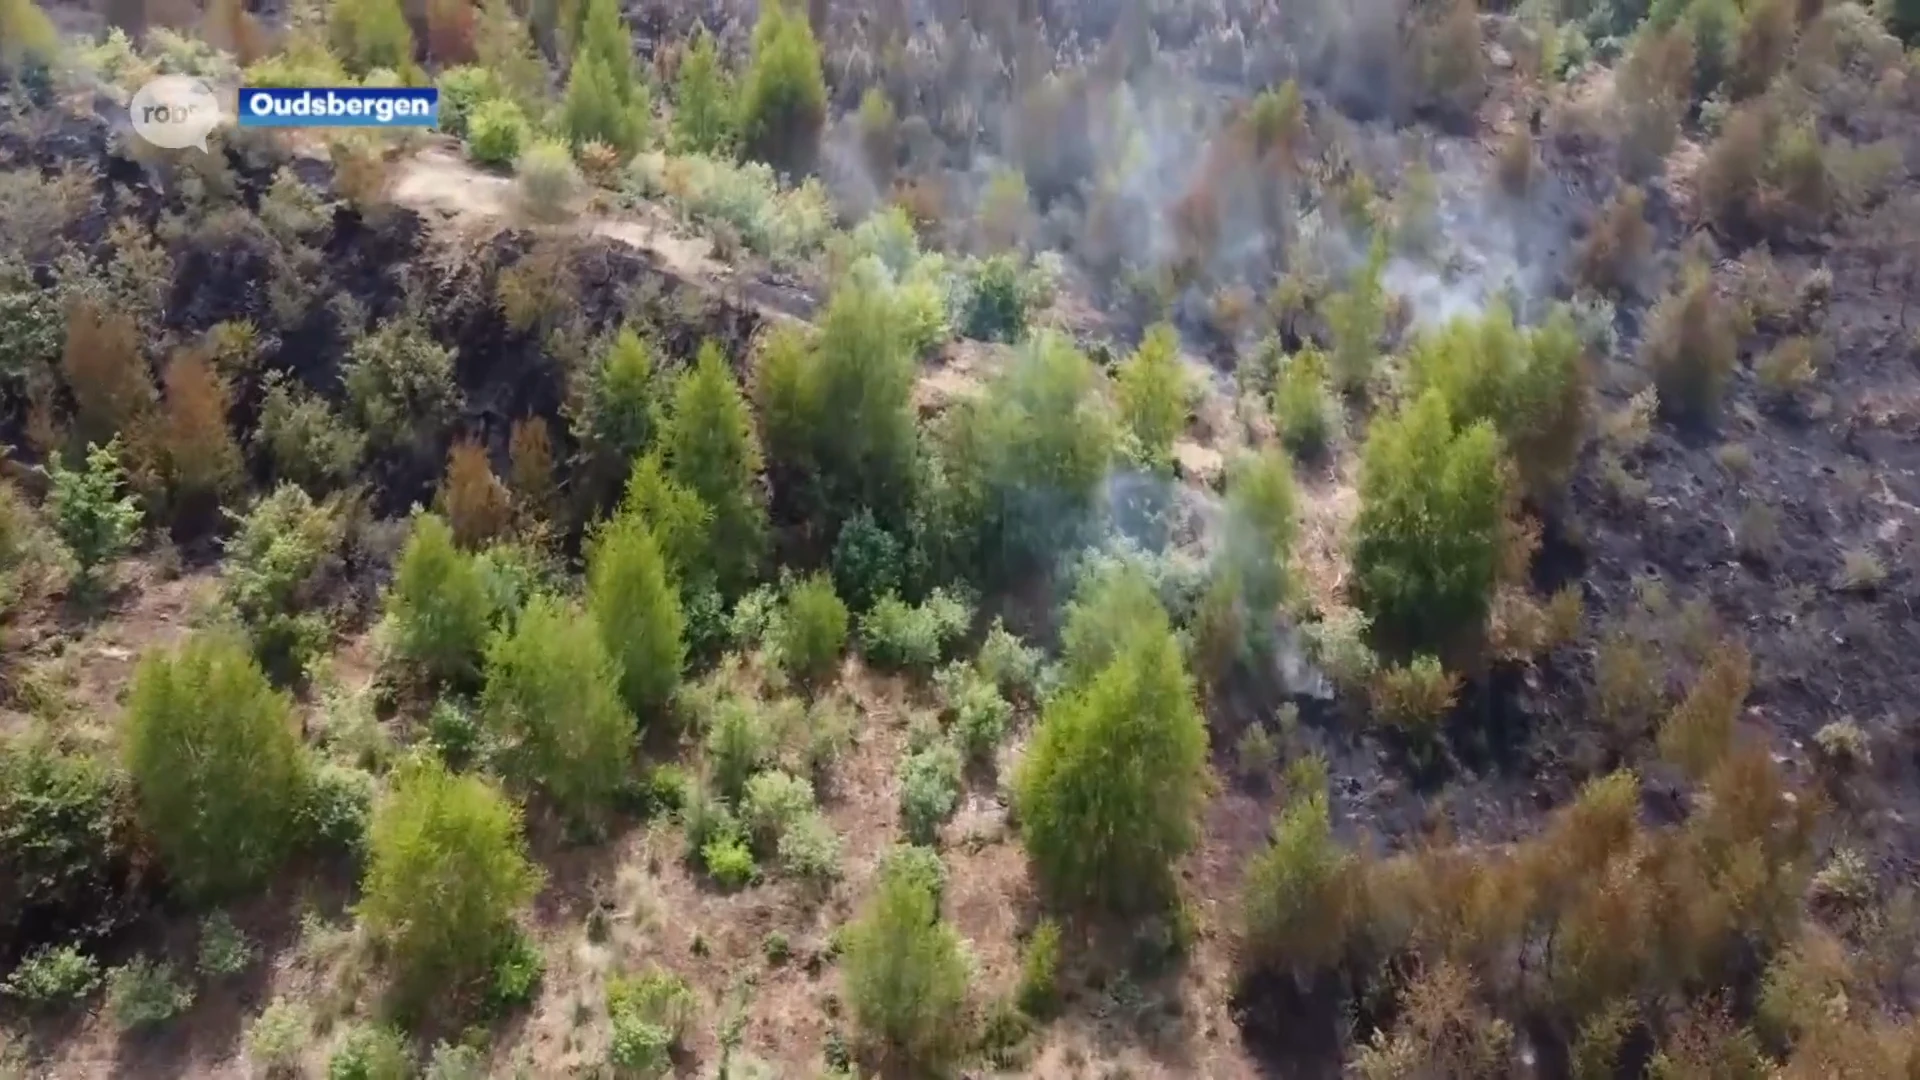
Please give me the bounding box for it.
[129,75,223,152]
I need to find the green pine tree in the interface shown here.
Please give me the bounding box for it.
[586,513,686,721]
[661,340,767,595]
[672,25,734,155]
[737,0,826,173]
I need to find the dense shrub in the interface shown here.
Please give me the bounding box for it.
[105,958,193,1031]
[245,998,311,1074]
[1274,345,1337,458]
[0,738,143,960]
[778,572,849,686]
[1218,449,1299,647]
[572,326,660,504]
[156,350,243,521]
[435,65,500,137]
[1577,186,1653,299]
[1014,607,1208,912]
[358,756,543,1010]
[197,911,256,978]
[47,439,142,599]
[703,696,776,801]
[1325,232,1388,394]
[662,340,767,594]
[898,741,963,844]
[385,514,494,688]
[860,589,972,671]
[482,594,633,820]
[517,138,582,221]
[672,26,734,155]
[2,944,100,1007]
[1404,302,1589,503]
[841,863,972,1066]
[1657,641,1750,782]
[606,967,696,1075]
[830,509,903,613]
[944,669,1013,762]
[1351,390,1507,658]
[1241,777,1358,979]
[1641,262,1742,424]
[467,98,529,166]
[961,255,1031,344]
[342,320,461,456]
[737,1,827,173]
[936,332,1116,580]
[255,372,366,493]
[755,288,919,537]
[586,513,685,721]
[327,1024,413,1080]
[123,633,305,898]
[437,439,512,550]
[61,299,154,454]
[222,484,341,682]
[328,0,413,74]
[1115,323,1190,471]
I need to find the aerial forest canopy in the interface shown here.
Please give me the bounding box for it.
[0,0,1918,1075]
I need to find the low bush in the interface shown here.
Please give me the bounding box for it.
[1274,346,1337,458]
[1015,919,1062,1017]
[255,372,366,494]
[606,967,697,1076]
[246,998,312,1075]
[327,1024,412,1080]
[899,741,964,844]
[517,139,581,222]
[830,509,903,613]
[741,769,816,850]
[0,738,144,961]
[961,254,1030,344]
[1241,784,1357,979]
[778,572,849,686]
[776,811,842,882]
[222,484,341,683]
[48,439,143,599]
[197,912,255,978]
[105,958,194,1031]
[2,944,101,1007]
[1641,262,1742,425]
[704,697,775,800]
[342,320,461,456]
[860,589,972,672]
[466,97,527,167]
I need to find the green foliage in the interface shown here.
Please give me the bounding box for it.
[1015,919,1062,1017]
[842,860,971,1066]
[1240,781,1357,978]
[297,761,375,855]
[1325,231,1389,394]
[1114,323,1190,470]
[704,697,775,800]
[620,452,711,589]
[467,97,530,167]
[878,843,947,907]
[256,372,366,493]
[482,594,633,820]
[945,669,1013,762]
[197,912,256,978]
[424,1042,486,1080]
[778,573,849,685]
[1404,302,1588,502]
[585,513,685,721]
[757,289,919,536]
[327,1024,413,1080]
[1058,562,1167,689]
[976,618,1043,700]
[48,439,142,597]
[105,958,194,1031]
[343,320,461,454]
[702,834,757,888]
[222,484,341,683]
[246,998,312,1074]
[436,65,502,138]
[860,589,972,671]
[961,255,1031,343]
[737,1,827,173]
[1014,606,1209,912]
[574,326,660,493]
[1642,261,1742,425]
[329,0,415,75]
[662,340,767,594]
[358,756,543,1010]
[776,811,842,881]
[486,930,544,1014]
[898,741,963,844]
[123,633,304,898]
[672,26,734,154]
[0,737,141,954]
[1351,390,1507,658]
[517,138,581,220]
[562,52,648,158]
[2,944,101,1006]
[1219,449,1299,643]
[830,508,903,612]
[741,769,815,849]
[385,514,494,688]
[606,967,696,1076]
[0,0,59,69]
[937,331,1116,579]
